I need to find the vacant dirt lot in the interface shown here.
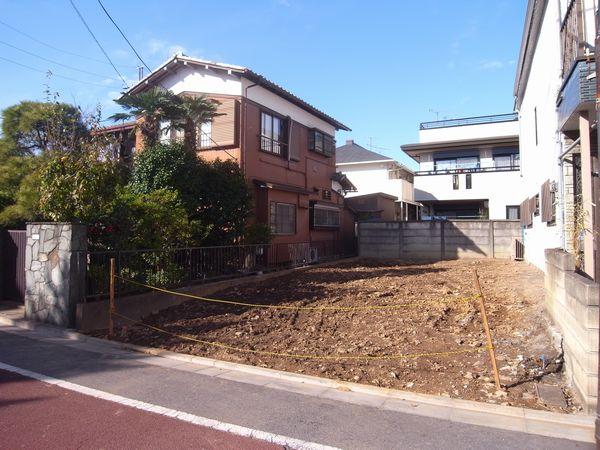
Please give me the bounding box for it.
[115,259,578,412]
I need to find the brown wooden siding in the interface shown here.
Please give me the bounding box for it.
[211,98,239,147]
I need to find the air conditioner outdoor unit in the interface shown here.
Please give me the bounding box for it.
[309,247,319,263]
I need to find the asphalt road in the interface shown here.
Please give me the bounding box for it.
[0,369,275,449]
[0,328,593,450]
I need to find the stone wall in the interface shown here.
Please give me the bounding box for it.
[358,220,521,260]
[545,248,599,413]
[24,223,87,327]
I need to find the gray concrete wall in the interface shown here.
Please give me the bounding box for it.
[545,248,599,413]
[358,220,520,261]
[24,223,87,327]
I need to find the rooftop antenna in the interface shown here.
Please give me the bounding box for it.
[428,108,441,121]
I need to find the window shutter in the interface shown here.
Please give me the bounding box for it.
[289,120,301,161]
[211,98,238,147]
[541,180,551,222]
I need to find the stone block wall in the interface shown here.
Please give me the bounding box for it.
[545,248,599,413]
[358,220,521,261]
[24,223,87,327]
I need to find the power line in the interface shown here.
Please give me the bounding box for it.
[69,0,129,88]
[0,55,113,88]
[97,0,151,72]
[0,40,119,81]
[0,18,137,69]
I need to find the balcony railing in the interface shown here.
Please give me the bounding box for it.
[419,113,518,130]
[415,164,520,176]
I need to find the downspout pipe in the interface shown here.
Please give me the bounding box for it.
[242,82,259,175]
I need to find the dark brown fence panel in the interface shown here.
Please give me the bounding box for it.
[1,230,26,302]
[82,240,357,302]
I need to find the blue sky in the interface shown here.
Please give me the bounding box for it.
[0,0,526,168]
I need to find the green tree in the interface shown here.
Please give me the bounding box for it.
[110,87,182,148]
[37,150,125,224]
[104,188,193,250]
[128,142,200,212]
[177,95,218,152]
[196,159,253,244]
[1,101,87,155]
[129,142,252,245]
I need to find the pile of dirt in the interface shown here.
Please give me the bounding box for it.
[113,259,579,412]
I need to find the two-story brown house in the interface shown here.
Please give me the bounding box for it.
[124,55,355,249]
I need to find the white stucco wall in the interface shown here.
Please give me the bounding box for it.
[414,171,524,220]
[419,120,519,143]
[160,65,243,96]
[517,0,564,271]
[338,161,414,202]
[153,65,337,136]
[241,79,336,135]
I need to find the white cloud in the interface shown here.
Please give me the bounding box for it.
[146,38,189,59]
[479,60,505,71]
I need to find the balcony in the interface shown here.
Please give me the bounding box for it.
[419,113,518,130]
[556,58,596,130]
[415,163,519,176]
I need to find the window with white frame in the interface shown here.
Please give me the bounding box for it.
[269,202,296,234]
[261,112,287,156]
[198,121,212,148]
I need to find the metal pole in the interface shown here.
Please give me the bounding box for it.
[109,257,115,338]
[473,270,502,390]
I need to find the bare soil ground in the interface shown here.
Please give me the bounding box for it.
[113,259,580,412]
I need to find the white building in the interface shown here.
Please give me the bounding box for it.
[401,114,524,220]
[335,140,419,220]
[513,0,597,277]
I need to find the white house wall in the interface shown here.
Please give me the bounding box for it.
[414,171,524,220]
[517,0,564,271]
[419,120,519,143]
[160,65,243,96]
[339,162,414,202]
[241,79,336,135]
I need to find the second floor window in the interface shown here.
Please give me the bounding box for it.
[493,153,519,168]
[435,156,479,171]
[197,121,212,149]
[261,112,287,156]
[309,130,335,157]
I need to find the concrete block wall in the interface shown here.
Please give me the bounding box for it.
[358,220,520,261]
[545,248,599,413]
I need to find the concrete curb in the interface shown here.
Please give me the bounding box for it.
[0,314,595,443]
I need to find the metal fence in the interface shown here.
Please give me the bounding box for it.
[82,240,357,302]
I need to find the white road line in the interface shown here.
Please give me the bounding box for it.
[0,361,339,450]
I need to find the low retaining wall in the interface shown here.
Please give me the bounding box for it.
[76,257,359,332]
[358,220,520,260]
[545,248,599,413]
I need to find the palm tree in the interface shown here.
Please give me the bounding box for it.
[110,87,182,148]
[177,95,219,152]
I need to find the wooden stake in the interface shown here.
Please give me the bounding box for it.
[109,257,115,339]
[473,269,502,390]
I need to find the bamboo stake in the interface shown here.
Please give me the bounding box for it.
[473,269,502,390]
[109,257,115,339]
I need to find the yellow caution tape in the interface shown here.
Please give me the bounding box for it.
[113,312,490,361]
[115,275,479,311]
